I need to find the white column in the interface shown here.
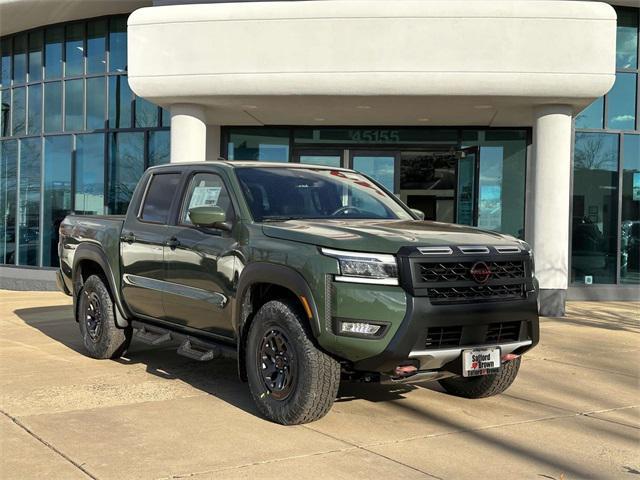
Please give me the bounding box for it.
[529,105,573,316]
[170,104,206,163]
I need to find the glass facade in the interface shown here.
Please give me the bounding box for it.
[573,7,639,286]
[0,15,170,268]
[223,127,529,239]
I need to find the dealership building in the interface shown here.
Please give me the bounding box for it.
[0,0,638,315]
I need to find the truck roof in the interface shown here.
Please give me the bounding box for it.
[147,160,353,172]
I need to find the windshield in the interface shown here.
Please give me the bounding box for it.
[235,167,413,222]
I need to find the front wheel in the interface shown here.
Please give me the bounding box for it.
[77,275,132,359]
[439,357,521,398]
[246,299,340,425]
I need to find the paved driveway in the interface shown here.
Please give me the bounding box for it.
[1,290,638,479]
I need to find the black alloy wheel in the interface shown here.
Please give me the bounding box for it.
[257,328,296,400]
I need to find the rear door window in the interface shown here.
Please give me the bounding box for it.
[140,173,181,223]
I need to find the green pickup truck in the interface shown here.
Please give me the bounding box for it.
[57,161,539,425]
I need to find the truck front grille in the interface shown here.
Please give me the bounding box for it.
[418,261,525,283]
[424,326,462,348]
[427,283,524,303]
[485,321,522,343]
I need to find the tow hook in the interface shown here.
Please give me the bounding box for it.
[501,353,520,363]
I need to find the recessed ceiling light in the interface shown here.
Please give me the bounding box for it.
[356,105,371,109]
[474,105,493,109]
[242,105,258,110]
[417,117,430,122]
[314,118,325,121]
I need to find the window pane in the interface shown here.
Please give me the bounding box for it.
[45,27,63,79]
[64,79,83,131]
[0,140,17,264]
[571,132,619,285]
[227,128,289,161]
[616,8,638,69]
[135,97,158,127]
[621,134,640,284]
[148,130,170,166]
[108,132,144,214]
[11,87,25,136]
[575,97,604,129]
[86,77,105,130]
[1,89,10,137]
[161,107,170,127]
[141,174,181,223]
[13,34,27,84]
[86,20,106,74]
[42,136,72,267]
[353,155,395,192]
[108,75,131,128]
[65,23,84,77]
[180,173,234,224]
[75,133,104,215]
[18,138,41,266]
[299,155,341,167]
[44,81,62,132]
[27,84,42,135]
[607,73,636,131]
[1,38,11,87]
[109,17,127,72]
[28,30,43,82]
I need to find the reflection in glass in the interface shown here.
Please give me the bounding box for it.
[108,132,144,214]
[28,30,43,82]
[65,79,83,131]
[575,97,604,129]
[228,128,289,162]
[607,73,636,131]
[65,23,84,77]
[477,147,504,232]
[109,75,131,128]
[1,89,11,137]
[149,130,170,166]
[11,87,25,135]
[44,81,62,132]
[86,77,105,130]
[1,38,11,87]
[13,34,26,84]
[299,155,341,167]
[109,18,127,72]
[87,20,106,74]
[621,134,640,284]
[353,155,395,192]
[27,84,42,135]
[571,133,619,284]
[43,136,72,267]
[18,138,41,266]
[616,8,638,69]
[45,27,63,79]
[75,134,104,215]
[135,97,158,128]
[0,140,17,264]
[456,151,476,226]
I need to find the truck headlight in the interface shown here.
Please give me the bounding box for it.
[321,248,398,285]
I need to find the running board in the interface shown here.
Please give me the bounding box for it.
[131,320,237,361]
[135,325,172,345]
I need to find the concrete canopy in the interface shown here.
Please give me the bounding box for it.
[127,0,617,127]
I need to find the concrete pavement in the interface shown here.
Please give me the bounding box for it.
[0,290,638,479]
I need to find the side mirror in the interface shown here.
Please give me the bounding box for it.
[188,205,227,228]
[410,208,425,220]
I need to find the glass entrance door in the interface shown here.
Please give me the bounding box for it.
[456,147,478,226]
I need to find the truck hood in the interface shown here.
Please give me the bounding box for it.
[262,219,521,253]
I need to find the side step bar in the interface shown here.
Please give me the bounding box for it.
[131,320,236,361]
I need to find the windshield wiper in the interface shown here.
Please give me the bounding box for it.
[261,216,302,222]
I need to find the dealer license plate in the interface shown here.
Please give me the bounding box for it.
[462,347,501,377]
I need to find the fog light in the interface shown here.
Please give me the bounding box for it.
[340,322,381,335]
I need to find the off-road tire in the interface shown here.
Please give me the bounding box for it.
[77,275,132,359]
[439,357,521,398]
[246,299,340,425]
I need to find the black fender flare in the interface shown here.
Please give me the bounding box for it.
[72,243,131,328]
[234,262,322,380]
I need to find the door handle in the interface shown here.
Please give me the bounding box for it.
[120,232,136,244]
[165,237,181,249]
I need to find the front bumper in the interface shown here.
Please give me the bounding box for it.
[56,269,71,296]
[353,292,539,374]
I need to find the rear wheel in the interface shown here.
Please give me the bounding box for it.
[246,299,340,425]
[77,275,131,359]
[439,357,521,398]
